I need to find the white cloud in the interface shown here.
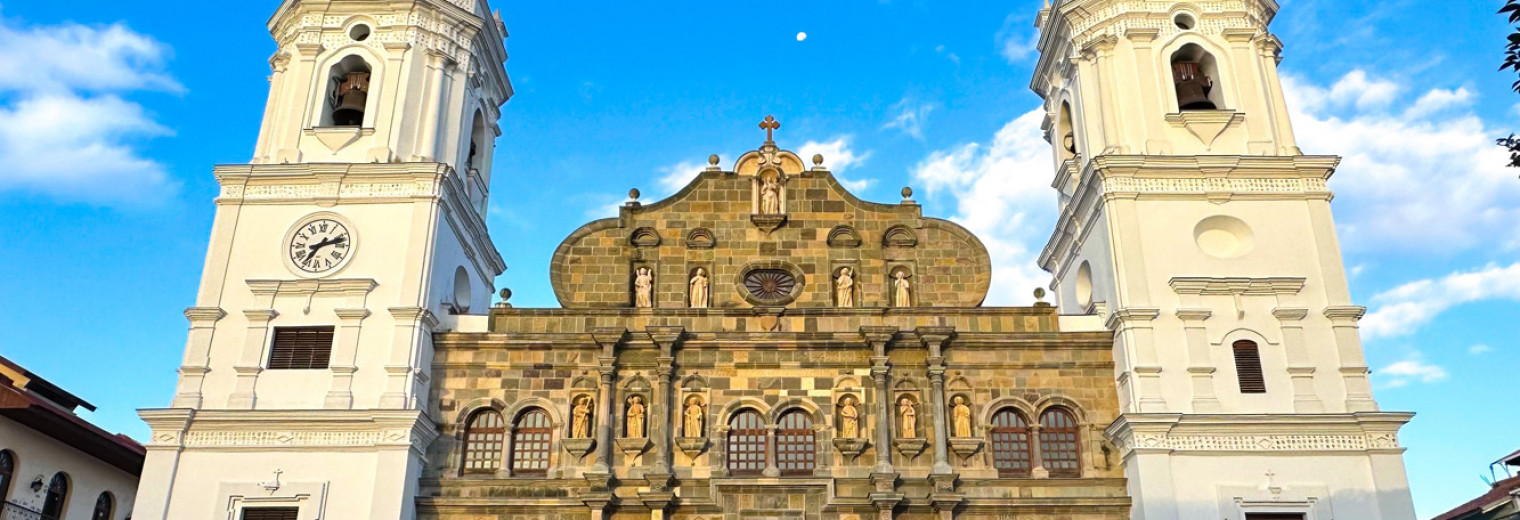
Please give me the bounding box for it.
[1469,344,1493,355]
[883,99,934,140]
[1284,72,1520,253]
[911,109,1054,305]
[1361,262,1520,339]
[934,44,961,66]
[1376,354,1447,389]
[995,14,1039,64]
[0,17,178,205]
[656,160,708,195]
[798,137,873,191]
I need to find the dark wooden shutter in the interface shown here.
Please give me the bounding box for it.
[1245,514,1305,520]
[1233,340,1266,393]
[241,507,300,520]
[267,326,335,370]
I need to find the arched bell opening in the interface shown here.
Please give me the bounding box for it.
[322,55,373,127]
[1057,101,1077,162]
[1171,43,1223,111]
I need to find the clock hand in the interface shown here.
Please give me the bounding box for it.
[303,237,337,262]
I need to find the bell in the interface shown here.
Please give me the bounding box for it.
[1173,62,1216,110]
[330,72,370,126]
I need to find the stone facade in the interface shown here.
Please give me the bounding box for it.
[421,141,1128,520]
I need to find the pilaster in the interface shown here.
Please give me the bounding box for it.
[1325,306,1377,412]
[324,308,371,409]
[1274,307,1325,413]
[229,309,278,409]
[1176,308,1219,413]
[172,307,227,408]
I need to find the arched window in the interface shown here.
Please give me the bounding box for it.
[1233,340,1266,393]
[321,55,372,127]
[775,410,815,476]
[1171,43,1223,110]
[41,473,69,519]
[990,409,1033,477]
[0,450,13,505]
[509,409,552,476]
[726,410,766,476]
[1057,102,1077,162]
[92,492,113,520]
[462,409,505,474]
[1038,408,1081,478]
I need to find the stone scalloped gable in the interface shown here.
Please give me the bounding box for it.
[549,146,993,309]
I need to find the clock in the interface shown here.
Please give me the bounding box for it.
[286,216,354,275]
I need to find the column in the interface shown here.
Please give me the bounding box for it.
[171,307,226,408]
[1325,306,1378,412]
[862,326,898,475]
[763,425,780,477]
[1274,308,1325,413]
[1177,309,1221,413]
[228,309,277,409]
[919,327,955,476]
[411,50,452,162]
[324,308,370,409]
[592,363,616,473]
[1029,424,1046,479]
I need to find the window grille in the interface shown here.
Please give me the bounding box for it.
[990,409,1032,477]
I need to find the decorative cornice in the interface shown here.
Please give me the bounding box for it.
[1106,412,1412,457]
[247,278,379,296]
[1323,305,1367,320]
[1169,277,1306,295]
[141,409,438,455]
[184,307,228,325]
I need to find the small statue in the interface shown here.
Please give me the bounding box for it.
[634,267,654,308]
[571,396,592,438]
[893,271,912,307]
[760,176,782,214]
[899,397,917,437]
[952,396,972,437]
[689,268,709,308]
[835,267,855,307]
[626,395,646,437]
[684,396,705,437]
[839,396,860,438]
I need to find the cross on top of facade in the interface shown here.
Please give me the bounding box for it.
[759,115,780,143]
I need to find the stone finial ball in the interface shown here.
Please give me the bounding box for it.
[901,187,914,199]
[499,288,513,301]
[708,154,720,165]
[629,188,641,200]
[1033,287,1046,300]
[812,154,824,166]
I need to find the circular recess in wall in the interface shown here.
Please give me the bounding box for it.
[1193,216,1256,258]
[1174,13,1197,30]
[1075,261,1093,309]
[453,266,471,313]
[349,24,372,42]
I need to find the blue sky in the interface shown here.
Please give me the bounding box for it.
[0,0,1516,517]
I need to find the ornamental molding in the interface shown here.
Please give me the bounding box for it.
[142,409,439,455]
[1169,277,1306,295]
[1053,0,1275,51]
[1106,412,1412,457]
[273,8,481,68]
[1113,432,1399,455]
[215,164,449,203]
[1103,176,1328,197]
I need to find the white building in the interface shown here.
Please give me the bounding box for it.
[1032,1,1418,519]
[1,356,143,520]
[128,0,1422,519]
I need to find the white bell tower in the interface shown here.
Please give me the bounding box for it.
[1032,1,1418,520]
[134,0,510,518]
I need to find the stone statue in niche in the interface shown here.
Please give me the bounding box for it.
[689,268,709,308]
[839,396,860,438]
[899,397,917,437]
[835,268,855,307]
[626,395,646,437]
[893,271,913,307]
[634,267,654,308]
[571,396,592,438]
[760,176,782,214]
[952,396,972,437]
[683,396,705,437]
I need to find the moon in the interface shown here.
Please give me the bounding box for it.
[796,32,807,42]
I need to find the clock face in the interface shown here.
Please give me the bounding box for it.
[287,218,352,274]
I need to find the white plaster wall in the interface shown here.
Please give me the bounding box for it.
[1126,451,1416,520]
[0,419,138,520]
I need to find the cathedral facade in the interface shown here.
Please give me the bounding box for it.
[130,1,1419,520]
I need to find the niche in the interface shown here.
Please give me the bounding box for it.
[1171,44,1223,111]
[323,55,373,126]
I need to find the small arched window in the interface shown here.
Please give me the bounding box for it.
[462,409,505,474]
[1171,43,1223,110]
[0,450,14,505]
[775,410,816,476]
[41,473,69,519]
[1039,408,1081,477]
[509,409,552,476]
[322,55,373,127]
[92,492,114,520]
[990,409,1033,477]
[1233,340,1267,393]
[726,410,766,476]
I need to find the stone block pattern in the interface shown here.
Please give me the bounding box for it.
[419,307,1129,520]
[548,169,993,309]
